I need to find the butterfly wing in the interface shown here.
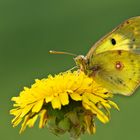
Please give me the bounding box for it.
[88,50,140,96]
[87,16,140,57]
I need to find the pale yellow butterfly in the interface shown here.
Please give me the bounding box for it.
[74,16,140,96]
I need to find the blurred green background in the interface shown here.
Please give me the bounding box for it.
[1,0,140,139]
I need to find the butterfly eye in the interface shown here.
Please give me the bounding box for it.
[111,38,116,45]
[85,59,90,65]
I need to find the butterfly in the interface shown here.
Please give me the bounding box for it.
[74,16,140,96]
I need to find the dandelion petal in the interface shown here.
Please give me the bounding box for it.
[32,100,44,113]
[59,92,69,105]
[51,97,61,109]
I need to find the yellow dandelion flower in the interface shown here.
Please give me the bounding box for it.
[10,71,119,139]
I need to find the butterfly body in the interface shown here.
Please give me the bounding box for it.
[74,16,140,96]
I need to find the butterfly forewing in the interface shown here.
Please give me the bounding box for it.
[87,16,140,58]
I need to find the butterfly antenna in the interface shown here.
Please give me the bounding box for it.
[49,50,77,57]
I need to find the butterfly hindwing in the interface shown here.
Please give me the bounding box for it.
[87,16,140,57]
[89,50,140,95]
